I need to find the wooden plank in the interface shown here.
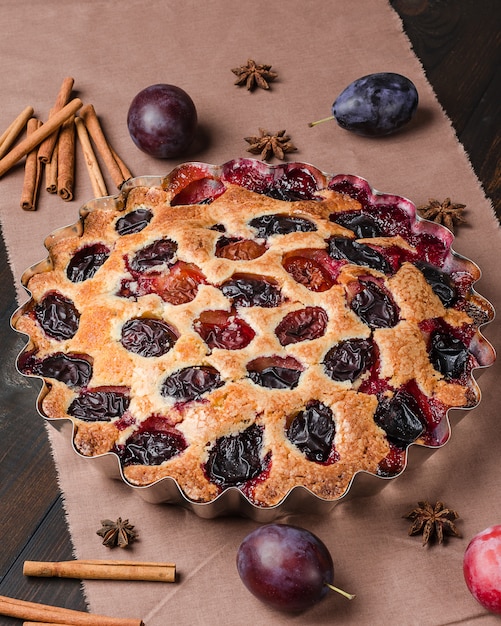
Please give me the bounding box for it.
[0,498,87,612]
[460,69,501,216]
[0,245,59,575]
[391,0,500,219]
[0,226,87,616]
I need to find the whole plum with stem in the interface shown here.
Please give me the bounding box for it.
[309,72,418,136]
[236,523,355,612]
[127,84,197,158]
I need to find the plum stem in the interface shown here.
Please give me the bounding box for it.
[325,582,356,600]
[308,115,335,128]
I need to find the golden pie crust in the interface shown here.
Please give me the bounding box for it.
[14,163,492,508]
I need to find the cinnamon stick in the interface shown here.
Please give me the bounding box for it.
[37,77,75,164]
[74,116,108,197]
[0,105,34,159]
[57,115,76,201]
[0,98,83,178]
[24,623,75,626]
[110,144,133,184]
[79,104,130,188]
[24,623,76,626]
[24,559,176,582]
[45,145,58,193]
[0,595,143,626]
[20,117,43,211]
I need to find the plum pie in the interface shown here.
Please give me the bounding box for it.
[13,159,495,509]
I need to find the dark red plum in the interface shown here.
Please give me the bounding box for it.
[350,280,399,329]
[429,332,469,379]
[127,84,197,158]
[120,318,178,358]
[66,244,110,283]
[161,365,224,402]
[275,306,328,346]
[464,525,501,614]
[323,338,374,382]
[286,401,335,463]
[236,523,354,612]
[374,390,425,445]
[206,423,265,488]
[68,389,130,422]
[35,292,80,340]
[220,274,282,308]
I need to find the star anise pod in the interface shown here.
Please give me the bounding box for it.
[97,517,138,548]
[403,501,461,546]
[232,59,278,91]
[245,128,297,161]
[417,198,467,232]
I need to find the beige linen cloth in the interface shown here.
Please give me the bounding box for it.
[1,1,500,624]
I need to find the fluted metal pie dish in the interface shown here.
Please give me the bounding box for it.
[11,159,495,521]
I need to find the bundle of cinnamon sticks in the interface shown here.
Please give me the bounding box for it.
[0,76,133,211]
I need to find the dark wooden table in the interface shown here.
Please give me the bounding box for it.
[0,0,499,622]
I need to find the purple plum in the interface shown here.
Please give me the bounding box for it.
[127,84,197,158]
[310,72,418,136]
